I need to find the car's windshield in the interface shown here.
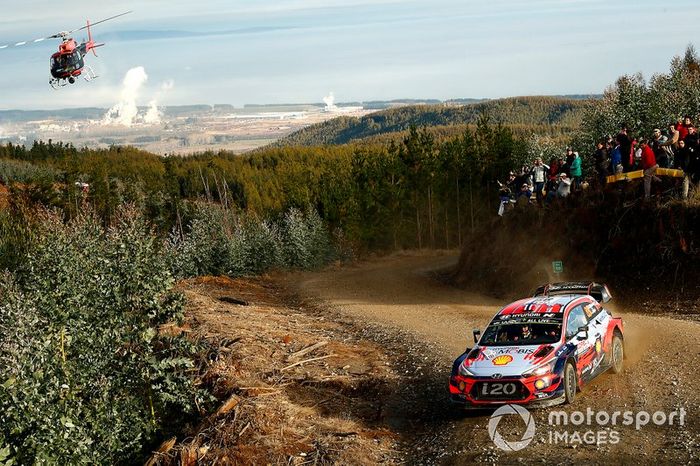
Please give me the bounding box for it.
[480,322,562,346]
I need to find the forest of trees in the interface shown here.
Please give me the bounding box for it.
[0,117,524,252]
[276,96,590,146]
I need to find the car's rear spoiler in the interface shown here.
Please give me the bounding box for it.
[533,282,612,303]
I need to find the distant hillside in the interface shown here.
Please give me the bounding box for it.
[277,96,594,146]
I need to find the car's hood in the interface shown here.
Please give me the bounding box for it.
[462,344,559,377]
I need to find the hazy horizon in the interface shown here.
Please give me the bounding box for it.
[0,94,603,113]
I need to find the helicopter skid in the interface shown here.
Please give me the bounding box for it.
[49,78,70,90]
[83,65,98,81]
[49,66,98,89]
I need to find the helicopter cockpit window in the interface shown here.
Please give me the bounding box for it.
[51,52,82,71]
[65,52,82,67]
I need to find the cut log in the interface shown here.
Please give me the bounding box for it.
[218,296,249,306]
[216,395,240,415]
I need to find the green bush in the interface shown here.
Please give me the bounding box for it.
[0,158,63,185]
[168,204,231,278]
[279,207,332,269]
[229,215,283,275]
[169,203,333,279]
[0,207,202,465]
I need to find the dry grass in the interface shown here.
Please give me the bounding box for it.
[146,275,399,465]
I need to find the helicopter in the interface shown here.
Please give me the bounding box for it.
[0,11,132,89]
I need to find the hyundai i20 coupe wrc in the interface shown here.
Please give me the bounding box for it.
[449,282,624,408]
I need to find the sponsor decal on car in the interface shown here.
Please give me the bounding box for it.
[583,303,597,318]
[484,347,536,357]
[492,355,514,366]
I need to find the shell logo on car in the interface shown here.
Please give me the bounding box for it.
[492,355,514,366]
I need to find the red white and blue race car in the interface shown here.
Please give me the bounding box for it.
[449,282,624,408]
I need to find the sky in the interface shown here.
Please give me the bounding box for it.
[0,0,698,110]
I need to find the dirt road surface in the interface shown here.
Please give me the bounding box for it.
[286,252,700,464]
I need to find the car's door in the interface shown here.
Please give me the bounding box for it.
[565,304,597,381]
[582,301,611,378]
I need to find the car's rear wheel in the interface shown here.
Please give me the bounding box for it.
[611,334,624,374]
[564,361,577,404]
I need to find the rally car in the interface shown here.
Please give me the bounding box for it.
[449,282,624,408]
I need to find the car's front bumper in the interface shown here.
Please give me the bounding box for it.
[448,373,565,408]
[449,392,567,409]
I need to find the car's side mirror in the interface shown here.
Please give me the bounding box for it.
[577,325,589,340]
[472,328,481,344]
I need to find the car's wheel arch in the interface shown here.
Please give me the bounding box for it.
[612,325,623,338]
[611,326,625,359]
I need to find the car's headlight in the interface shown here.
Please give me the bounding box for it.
[523,360,555,378]
[458,364,475,377]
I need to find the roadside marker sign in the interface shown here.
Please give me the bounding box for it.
[552,261,564,274]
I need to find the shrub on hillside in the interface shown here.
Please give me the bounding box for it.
[0,158,63,185]
[169,203,333,279]
[279,207,331,269]
[0,207,203,465]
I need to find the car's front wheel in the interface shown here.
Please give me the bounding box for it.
[611,334,624,374]
[564,361,577,404]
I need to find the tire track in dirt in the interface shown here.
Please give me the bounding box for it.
[286,252,700,464]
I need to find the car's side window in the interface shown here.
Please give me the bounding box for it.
[565,306,587,339]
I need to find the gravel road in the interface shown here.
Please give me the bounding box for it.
[287,252,700,464]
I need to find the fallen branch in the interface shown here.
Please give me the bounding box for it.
[280,354,337,372]
[238,422,251,438]
[249,390,280,397]
[287,341,328,361]
[239,386,283,391]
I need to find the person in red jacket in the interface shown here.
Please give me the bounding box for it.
[640,138,659,200]
[676,115,692,142]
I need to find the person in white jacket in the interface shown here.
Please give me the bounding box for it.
[530,157,550,205]
[557,173,572,198]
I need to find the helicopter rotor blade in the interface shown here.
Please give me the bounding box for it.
[0,35,52,49]
[0,11,132,48]
[65,11,133,36]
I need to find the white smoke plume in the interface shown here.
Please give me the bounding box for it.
[323,92,337,112]
[143,100,161,124]
[104,67,148,127]
[103,67,174,127]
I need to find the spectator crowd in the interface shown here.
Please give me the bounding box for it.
[498,115,700,214]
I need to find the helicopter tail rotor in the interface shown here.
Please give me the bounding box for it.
[91,43,105,57]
